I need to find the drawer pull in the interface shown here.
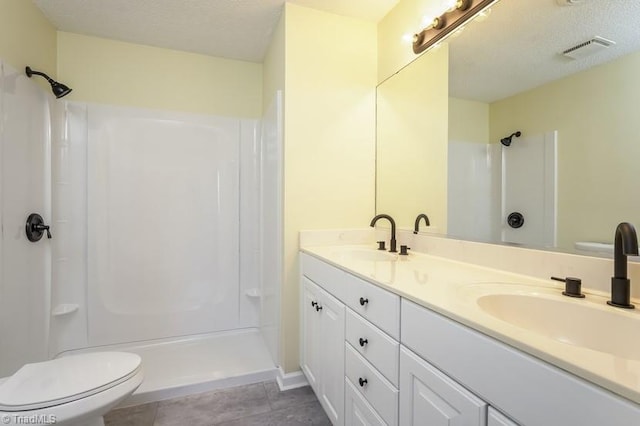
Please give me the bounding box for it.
[311,301,317,307]
[359,338,368,347]
[315,304,323,312]
[359,297,369,306]
[358,377,368,387]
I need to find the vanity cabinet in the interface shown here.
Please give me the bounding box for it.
[300,251,640,426]
[345,378,386,426]
[487,408,519,426]
[301,276,345,425]
[399,346,487,425]
[301,253,400,425]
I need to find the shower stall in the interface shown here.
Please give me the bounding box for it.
[0,60,283,404]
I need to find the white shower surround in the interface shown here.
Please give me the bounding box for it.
[0,61,53,378]
[52,103,266,349]
[45,101,282,399]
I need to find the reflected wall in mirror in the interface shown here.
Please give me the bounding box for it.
[376,0,640,256]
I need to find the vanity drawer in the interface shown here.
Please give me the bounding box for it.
[345,343,399,426]
[346,309,399,387]
[345,377,387,426]
[345,273,400,340]
[300,252,348,302]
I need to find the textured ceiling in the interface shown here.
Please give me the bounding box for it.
[32,0,398,63]
[447,0,640,102]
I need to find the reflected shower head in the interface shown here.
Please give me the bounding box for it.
[500,131,521,147]
[25,66,72,99]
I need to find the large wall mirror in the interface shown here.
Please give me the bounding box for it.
[376,0,640,257]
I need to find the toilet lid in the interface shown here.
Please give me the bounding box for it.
[0,352,141,412]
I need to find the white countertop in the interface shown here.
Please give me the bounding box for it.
[301,244,640,405]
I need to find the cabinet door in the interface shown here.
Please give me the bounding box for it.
[301,277,321,392]
[345,378,387,426]
[488,407,519,426]
[318,286,346,426]
[399,347,487,426]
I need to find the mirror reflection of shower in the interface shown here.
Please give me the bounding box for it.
[500,131,521,147]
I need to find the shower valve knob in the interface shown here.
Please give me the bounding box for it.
[507,212,525,229]
[26,213,52,242]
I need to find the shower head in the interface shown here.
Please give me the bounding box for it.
[25,66,72,99]
[500,131,521,147]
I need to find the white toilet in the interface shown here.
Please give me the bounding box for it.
[0,352,142,426]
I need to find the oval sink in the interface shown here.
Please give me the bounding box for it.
[330,247,397,262]
[477,293,640,360]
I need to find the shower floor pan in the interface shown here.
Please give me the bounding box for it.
[60,328,278,406]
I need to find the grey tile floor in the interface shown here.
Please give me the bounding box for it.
[105,381,331,426]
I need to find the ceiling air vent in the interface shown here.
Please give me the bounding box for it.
[562,36,615,60]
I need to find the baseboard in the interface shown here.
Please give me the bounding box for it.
[276,367,308,391]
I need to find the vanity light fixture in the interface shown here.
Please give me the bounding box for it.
[412,0,500,55]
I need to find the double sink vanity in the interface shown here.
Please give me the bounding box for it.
[299,229,640,425]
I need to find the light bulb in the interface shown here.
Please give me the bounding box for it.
[422,14,435,27]
[444,0,458,12]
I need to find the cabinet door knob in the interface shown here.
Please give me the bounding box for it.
[311,301,317,307]
[358,378,368,387]
[359,297,369,306]
[315,304,323,312]
[359,338,368,347]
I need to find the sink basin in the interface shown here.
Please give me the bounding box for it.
[330,247,397,262]
[477,292,640,360]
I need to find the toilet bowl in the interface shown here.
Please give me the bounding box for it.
[0,352,142,426]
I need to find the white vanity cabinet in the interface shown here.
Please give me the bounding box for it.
[345,378,387,426]
[301,251,640,426]
[301,253,400,425]
[399,346,487,425]
[301,276,345,425]
[488,408,519,426]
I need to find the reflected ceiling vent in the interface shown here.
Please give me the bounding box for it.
[562,36,615,60]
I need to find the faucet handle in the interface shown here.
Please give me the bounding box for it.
[377,241,386,251]
[399,245,411,256]
[551,276,585,298]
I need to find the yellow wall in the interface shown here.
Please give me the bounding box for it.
[449,97,489,144]
[282,4,377,372]
[490,51,640,249]
[0,0,57,76]
[376,45,449,229]
[378,0,442,83]
[57,32,262,118]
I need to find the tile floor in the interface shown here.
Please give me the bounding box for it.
[104,381,331,426]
